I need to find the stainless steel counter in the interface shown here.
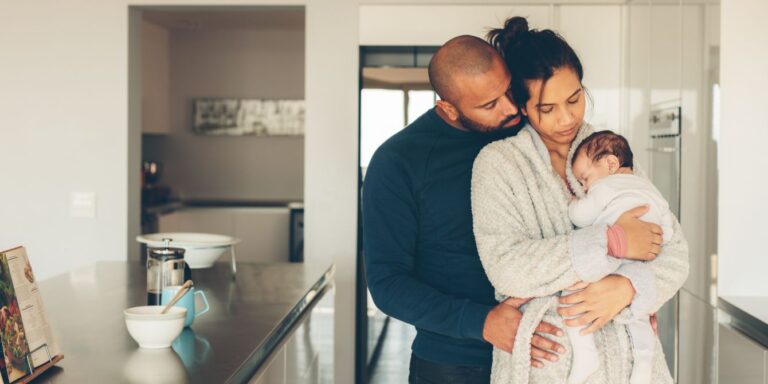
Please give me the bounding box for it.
[719,296,768,347]
[32,261,333,383]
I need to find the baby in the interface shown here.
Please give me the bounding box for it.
[565,130,673,384]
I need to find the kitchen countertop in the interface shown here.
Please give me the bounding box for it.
[719,295,768,347]
[33,261,333,383]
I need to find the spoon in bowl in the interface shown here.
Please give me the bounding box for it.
[161,280,193,314]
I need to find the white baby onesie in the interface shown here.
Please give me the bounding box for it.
[569,173,674,244]
[565,173,673,384]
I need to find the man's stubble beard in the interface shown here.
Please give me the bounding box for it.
[458,112,520,133]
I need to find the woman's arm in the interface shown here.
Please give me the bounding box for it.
[559,216,688,333]
[471,146,622,299]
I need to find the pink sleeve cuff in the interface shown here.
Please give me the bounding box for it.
[607,225,627,258]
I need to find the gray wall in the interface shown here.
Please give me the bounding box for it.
[144,26,305,201]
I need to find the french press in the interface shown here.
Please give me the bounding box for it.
[146,238,191,305]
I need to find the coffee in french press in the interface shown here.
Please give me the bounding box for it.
[146,239,192,305]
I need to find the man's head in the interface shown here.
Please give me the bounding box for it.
[428,35,521,132]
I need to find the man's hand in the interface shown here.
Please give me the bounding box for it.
[483,298,565,368]
[557,275,634,335]
[483,297,529,353]
[530,320,566,368]
[615,205,663,261]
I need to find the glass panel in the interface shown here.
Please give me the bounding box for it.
[363,47,415,67]
[407,90,436,125]
[415,46,438,67]
[360,89,405,169]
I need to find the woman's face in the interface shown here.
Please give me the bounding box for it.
[521,66,585,148]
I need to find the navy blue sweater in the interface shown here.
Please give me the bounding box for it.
[362,109,521,367]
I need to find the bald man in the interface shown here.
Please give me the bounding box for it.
[363,36,564,383]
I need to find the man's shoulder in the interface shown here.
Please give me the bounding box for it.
[371,112,442,164]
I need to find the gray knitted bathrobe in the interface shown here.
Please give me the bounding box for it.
[471,123,689,384]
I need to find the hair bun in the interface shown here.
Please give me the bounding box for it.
[488,16,531,53]
[502,16,530,41]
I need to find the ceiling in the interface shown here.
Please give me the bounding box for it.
[143,8,305,31]
[362,68,430,87]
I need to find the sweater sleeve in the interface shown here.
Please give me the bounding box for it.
[363,148,492,342]
[471,146,622,299]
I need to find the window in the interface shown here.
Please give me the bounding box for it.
[360,88,437,169]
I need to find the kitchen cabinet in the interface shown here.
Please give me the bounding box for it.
[650,4,683,106]
[251,287,332,384]
[678,289,717,384]
[718,323,768,384]
[557,5,622,133]
[158,207,290,263]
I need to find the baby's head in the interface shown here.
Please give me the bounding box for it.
[572,130,634,191]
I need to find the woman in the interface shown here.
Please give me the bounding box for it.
[471,17,689,383]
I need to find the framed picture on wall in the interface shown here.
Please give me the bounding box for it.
[192,98,305,136]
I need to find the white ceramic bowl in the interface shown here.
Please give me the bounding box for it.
[136,233,240,269]
[123,348,187,384]
[124,306,187,349]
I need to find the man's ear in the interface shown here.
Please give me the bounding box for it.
[605,155,621,174]
[435,100,460,122]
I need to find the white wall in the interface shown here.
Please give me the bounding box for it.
[142,21,170,135]
[718,0,768,297]
[0,1,357,383]
[143,26,305,201]
[0,1,131,279]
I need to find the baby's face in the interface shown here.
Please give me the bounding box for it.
[572,151,612,192]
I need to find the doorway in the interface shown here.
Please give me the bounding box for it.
[129,6,306,266]
[356,46,438,383]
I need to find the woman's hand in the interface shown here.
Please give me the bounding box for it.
[557,275,634,335]
[615,205,663,261]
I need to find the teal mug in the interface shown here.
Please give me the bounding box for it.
[172,328,211,369]
[161,285,210,327]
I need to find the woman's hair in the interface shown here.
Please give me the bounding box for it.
[573,130,634,170]
[487,16,585,111]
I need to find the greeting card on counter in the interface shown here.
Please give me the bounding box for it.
[0,247,62,383]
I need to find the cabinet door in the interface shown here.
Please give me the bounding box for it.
[159,208,291,263]
[250,288,333,384]
[718,324,767,384]
[557,5,622,132]
[656,293,678,378]
[251,345,287,384]
[626,2,652,170]
[232,208,290,263]
[678,289,716,384]
[650,4,683,105]
[158,208,235,235]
